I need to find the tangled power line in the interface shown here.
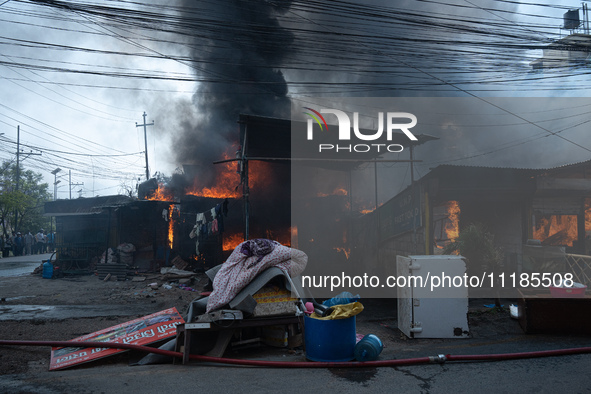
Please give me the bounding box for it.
[0,0,589,193]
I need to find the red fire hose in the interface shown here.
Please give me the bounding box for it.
[1,340,591,368]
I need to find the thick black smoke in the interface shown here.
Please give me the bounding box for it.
[164,0,579,204]
[171,0,294,187]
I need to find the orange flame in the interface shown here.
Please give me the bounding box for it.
[358,199,382,215]
[317,187,348,198]
[586,200,591,233]
[445,201,460,242]
[265,229,291,247]
[249,161,277,191]
[223,233,244,251]
[145,186,175,249]
[168,205,174,248]
[291,226,298,249]
[185,153,240,198]
[184,152,275,199]
[333,187,347,196]
[533,215,578,247]
[146,183,175,201]
[334,247,351,259]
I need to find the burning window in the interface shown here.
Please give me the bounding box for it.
[433,201,460,250]
[533,215,578,247]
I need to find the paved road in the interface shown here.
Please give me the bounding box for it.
[0,253,53,277]
[1,342,589,393]
[0,304,159,321]
[0,254,589,392]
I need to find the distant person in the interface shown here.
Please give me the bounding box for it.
[24,231,34,255]
[14,232,23,256]
[42,232,48,253]
[35,230,45,254]
[4,235,12,257]
[11,233,17,256]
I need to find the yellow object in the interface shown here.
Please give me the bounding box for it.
[310,301,364,320]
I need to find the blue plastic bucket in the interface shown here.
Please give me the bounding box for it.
[304,315,356,362]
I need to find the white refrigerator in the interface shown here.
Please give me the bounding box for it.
[396,255,470,339]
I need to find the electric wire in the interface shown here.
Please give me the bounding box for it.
[1,0,590,192]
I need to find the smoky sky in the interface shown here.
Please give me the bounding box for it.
[160,0,589,199]
[168,0,294,187]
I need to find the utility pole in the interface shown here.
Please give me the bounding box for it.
[14,126,20,234]
[15,126,19,193]
[69,169,83,199]
[51,168,61,201]
[581,2,588,34]
[14,126,41,230]
[136,112,154,180]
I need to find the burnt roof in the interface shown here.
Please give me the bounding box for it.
[425,164,540,176]
[539,158,591,176]
[417,164,539,202]
[44,195,135,216]
[422,159,591,181]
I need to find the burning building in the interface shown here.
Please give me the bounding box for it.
[44,196,173,273]
[42,113,300,273]
[354,160,591,287]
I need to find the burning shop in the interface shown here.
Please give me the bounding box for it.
[287,113,438,287]
[358,160,591,286]
[44,196,173,274]
[41,113,298,274]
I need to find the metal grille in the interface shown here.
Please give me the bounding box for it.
[564,253,591,286]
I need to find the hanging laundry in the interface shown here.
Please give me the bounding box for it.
[191,200,230,242]
[189,224,199,239]
[215,204,224,232]
[189,224,201,255]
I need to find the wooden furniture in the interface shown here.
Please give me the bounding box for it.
[517,288,591,334]
[174,315,303,364]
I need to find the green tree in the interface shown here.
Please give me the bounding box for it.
[443,223,503,270]
[0,161,51,237]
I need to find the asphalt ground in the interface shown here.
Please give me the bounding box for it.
[0,254,590,393]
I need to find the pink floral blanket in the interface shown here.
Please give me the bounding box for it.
[206,240,307,312]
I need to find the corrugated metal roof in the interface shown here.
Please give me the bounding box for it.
[422,164,540,182]
[44,195,135,216]
[426,158,591,174]
[540,158,591,171]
